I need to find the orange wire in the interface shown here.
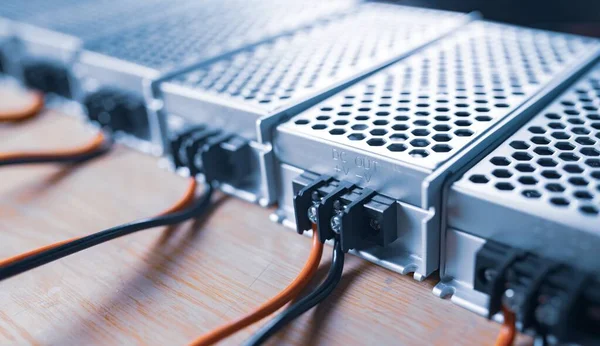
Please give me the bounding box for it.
[0,132,107,162]
[494,305,517,346]
[189,224,324,346]
[0,90,44,123]
[0,178,197,268]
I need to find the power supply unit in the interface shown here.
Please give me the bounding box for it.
[434,61,600,343]
[0,0,198,98]
[156,3,473,207]
[75,0,357,156]
[272,21,600,281]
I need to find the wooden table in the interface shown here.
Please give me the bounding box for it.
[0,87,528,345]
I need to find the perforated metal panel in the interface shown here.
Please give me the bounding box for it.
[168,3,468,112]
[454,62,600,222]
[13,0,196,40]
[0,0,88,21]
[282,22,599,171]
[84,0,357,71]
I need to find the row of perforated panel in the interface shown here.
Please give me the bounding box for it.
[1,0,598,334]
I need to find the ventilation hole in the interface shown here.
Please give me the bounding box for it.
[367,138,386,146]
[546,183,565,192]
[317,115,330,121]
[434,115,450,121]
[455,120,472,127]
[352,124,368,130]
[580,205,599,215]
[469,175,489,184]
[394,115,408,121]
[528,126,546,134]
[333,120,348,126]
[433,124,451,132]
[587,159,600,168]
[550,197,570,206]
[355,115,369,121]
[492,169,512,178]
[515,164,535,173]
[542,170,561,179]
[559,153,580,162]
[455,129,474,137]
[510,141,529,149]
[551,131,570,140]
[545,113,561,119]
[554,142,575,151]
[409,149,429,158]
[572,127,590,135]
[387,143,407,152]
[432,144,452,153]
[581,148,600,157]
[513,151,533,161]
[329,128,346,135]
[522,190,541,198]
[390,133,408,142]
[410,138,430,148]
[591,171,600,179]
[348,133,365,141]
[432,134,452,142]
[455,111,470,117]
[475,116,492,122]
[568,177,589,186]
[312,124,327,130]
[491,157,511,166]
[295,119,309,125]
[576,137,596,146]
[370,129,388,136]
[495,182,515,191]
[538,158,558,167]
[321,107,333,112]
[531,136,550,145]
[574,191,593,200]
[412,129,430,137]
[548,122,566,129]
[518,176,538,185]
[533,147,554,156]
[392,124,409,131]
[563,164,584,173]
[373,120,388,126]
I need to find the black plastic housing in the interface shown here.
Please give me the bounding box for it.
[474,240,600,345]
[22,59,72,98]
[83,87,150,139]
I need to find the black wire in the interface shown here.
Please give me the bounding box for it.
[244,238,345,346]
[0,137,113,167]
[0,184,213,281]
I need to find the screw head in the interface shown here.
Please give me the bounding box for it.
[502,288,524,312]
[483,268,497,283]
[330,215,342,234]
[307,205,318,224]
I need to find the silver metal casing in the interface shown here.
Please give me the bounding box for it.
[435,61,600,315]
[158,3,474,206]
[75,0,359,155]
[273,21,600,280]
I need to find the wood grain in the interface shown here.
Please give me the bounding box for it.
[0,92,529,345]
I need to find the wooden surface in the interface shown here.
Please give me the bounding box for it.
[0,89,526,345]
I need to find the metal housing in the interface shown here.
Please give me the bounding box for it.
[273,21,600,280]
[158,3,473,206]
[75,0,358,155]
[435,61,600,315]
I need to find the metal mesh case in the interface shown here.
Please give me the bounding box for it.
[75,0,358,154]
[435,61,600,315]
[273,21,600,280]
[158,3,472,207]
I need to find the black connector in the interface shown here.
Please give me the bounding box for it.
[83,87,150,139]
[22,59,72,98]
[170,126,251,187]
[0,51,5,74]
[292,174,398,252]
[474,241,600,345]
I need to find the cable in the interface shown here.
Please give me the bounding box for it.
[494,305,517,346]
[189,224,324,346]
[244,238,345,346]
[0,179,207,280]
[0,132,111,167]
[0,90,44,123]
[0,179,197,267]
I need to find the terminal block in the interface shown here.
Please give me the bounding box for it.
[292,173,397,252]
[274,21,600,279]
[474,241,599,345]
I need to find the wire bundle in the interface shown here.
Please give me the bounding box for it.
[0,179,209,281]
